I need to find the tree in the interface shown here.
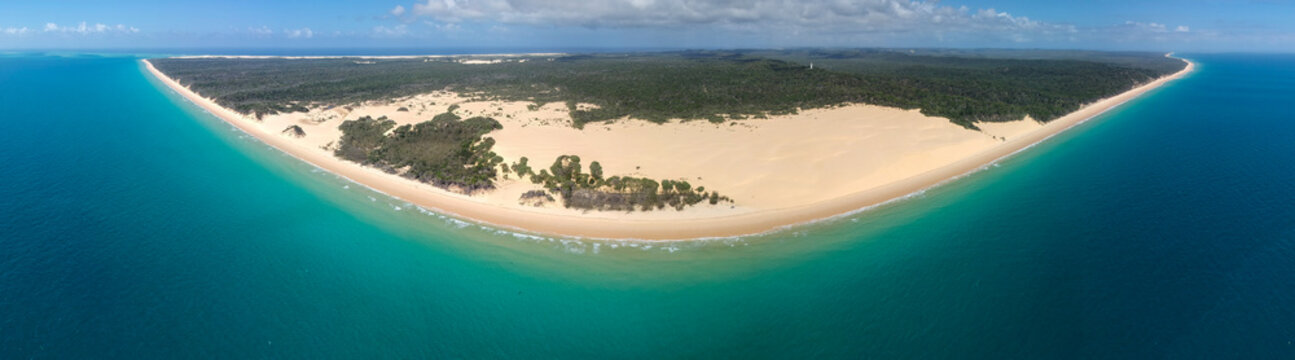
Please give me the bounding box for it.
[589,161,603,179]
[641,178,660,210]
[550,156,566,180]
[566,155,582,180]
[675,181,691,192]
[512,157,531,176]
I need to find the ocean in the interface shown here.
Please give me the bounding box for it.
[1,53,1292,358]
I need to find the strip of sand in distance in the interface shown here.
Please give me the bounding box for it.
[142,57,1194,240]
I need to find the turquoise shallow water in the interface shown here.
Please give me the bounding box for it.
[2,53,1293,358]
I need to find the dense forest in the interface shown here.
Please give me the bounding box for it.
[745,49,1184,124]
[150,49,1186,128]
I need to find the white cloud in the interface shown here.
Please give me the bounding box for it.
[373,24,409,37]
[1118,21,1194,35]
[41,21,138,34]
[3,26,30,35]
[425,21,461,32]
[285,27,314,39]
[1096,21,1198,45]
[391,5,407,16]
[1121,21,1189,34]
[248,26,274,35]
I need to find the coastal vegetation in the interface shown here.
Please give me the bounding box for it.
[281,125,305,138]
[512,155,730,211]
[335,113,504,192]
[149,50,1186,128]
[331,109,728,209]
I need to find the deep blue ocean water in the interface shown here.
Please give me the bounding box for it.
[1,53,1293,358]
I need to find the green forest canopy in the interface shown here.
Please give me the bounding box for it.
[150,49,1186,129]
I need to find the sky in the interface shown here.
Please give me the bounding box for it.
[1,0,1293,52]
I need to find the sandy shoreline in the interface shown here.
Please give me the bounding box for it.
[142,57,1193,240]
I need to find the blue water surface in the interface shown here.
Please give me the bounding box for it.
[1,53,1292,358]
